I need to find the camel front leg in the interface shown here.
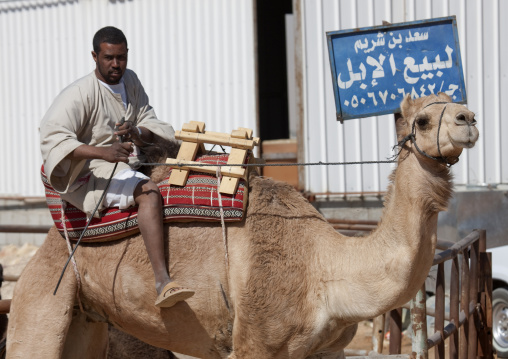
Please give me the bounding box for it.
[62,310,108,358]
[7,228,78,358]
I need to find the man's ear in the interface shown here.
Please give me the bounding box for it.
[91,51,98,63]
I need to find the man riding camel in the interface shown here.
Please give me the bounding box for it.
[39,26,194,308]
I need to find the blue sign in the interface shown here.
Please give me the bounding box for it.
[326,16,466,121]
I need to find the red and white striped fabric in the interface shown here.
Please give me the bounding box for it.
[41,153,247,243]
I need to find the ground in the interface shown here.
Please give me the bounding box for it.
[0,243,37,302]
[345,320,413,356]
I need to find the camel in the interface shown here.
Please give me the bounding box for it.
[6,93,478,359]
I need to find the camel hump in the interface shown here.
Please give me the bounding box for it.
[247,175,325,220]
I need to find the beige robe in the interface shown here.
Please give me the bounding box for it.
[40,69,174,217]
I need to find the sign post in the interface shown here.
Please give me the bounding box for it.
[326,16,466,122]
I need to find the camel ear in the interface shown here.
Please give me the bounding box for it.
[400,94,413,119]
[396,94,412,140]
[395,113,408,141]
[436,92,452,102]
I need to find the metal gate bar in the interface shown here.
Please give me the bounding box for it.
[385,229,492,359]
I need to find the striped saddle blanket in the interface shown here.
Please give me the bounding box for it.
[42,154,247,242]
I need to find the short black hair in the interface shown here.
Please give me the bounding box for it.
[93,26,128,54]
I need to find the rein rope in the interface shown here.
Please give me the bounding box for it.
[60,203,85,313]
[215,165,230,298]
[141,102,460,171]
[53,102,458,304]
[141,159,397,168]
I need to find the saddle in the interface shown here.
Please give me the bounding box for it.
[41,154,248,242]
[42,122,260,243]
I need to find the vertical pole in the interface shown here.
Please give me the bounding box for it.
[435,262,445,359]
[372,314,385,354]
[292,0,306,192]
[468,234,479,359]
[411,284,428,359]
[478,229,492,358]
[450,256,460,359]
[460,250,470,359]
[0,264,7,343]
[478,228,486,255]
[389,308,402,354]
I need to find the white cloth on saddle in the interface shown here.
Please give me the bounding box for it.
[103,169,149,209]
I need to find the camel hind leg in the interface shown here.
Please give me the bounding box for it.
[7,227,79,358]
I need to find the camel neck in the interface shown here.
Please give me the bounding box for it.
[384,150,452,225]
[320,152,452,322]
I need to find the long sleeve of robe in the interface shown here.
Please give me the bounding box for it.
[40,69,174,217]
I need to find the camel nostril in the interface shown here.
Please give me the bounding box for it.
[454,113,470,126]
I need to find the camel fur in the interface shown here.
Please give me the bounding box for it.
[6,93,479,358]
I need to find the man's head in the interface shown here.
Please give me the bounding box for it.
[91,27,128,85]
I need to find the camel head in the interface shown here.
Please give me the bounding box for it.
[396,93,479,165]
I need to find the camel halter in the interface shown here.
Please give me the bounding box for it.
[397,101,459,167]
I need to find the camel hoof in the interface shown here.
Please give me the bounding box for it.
[155,282,195,308]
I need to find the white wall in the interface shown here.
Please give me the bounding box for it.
[0,0,257,197]
[296,0,507,194]
[4,0,505,197]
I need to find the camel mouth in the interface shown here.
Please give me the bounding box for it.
[449,126,479,150]
[450,137,478,149]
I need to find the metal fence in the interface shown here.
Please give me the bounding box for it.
[347,229,492,359]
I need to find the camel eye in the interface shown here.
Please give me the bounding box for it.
[416,115,429,129]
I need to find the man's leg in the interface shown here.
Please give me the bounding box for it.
[134,179,194,307]
[133,179,170,292]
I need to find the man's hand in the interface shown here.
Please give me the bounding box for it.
[66,141,133,163]
[115,120,137,142]
[115,120,152,147]
[101,141,134,163]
